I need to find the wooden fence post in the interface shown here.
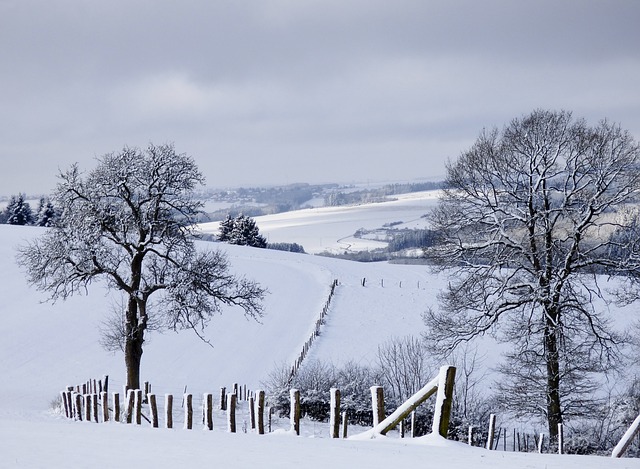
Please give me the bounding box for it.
[290,389,301,436]
[134,389,142,425]
[112,392,120,422]
[370,386,385,428]
[74,393,83,421]
[227,393,237,433]
[67,392,75,418]
[558,423,564,455]
[144,381,150,403]
[92,394,98,423]
[468,426,473,446]
[60,391,70,418]
[219,387,227,411]
[249,396,256,430]
[432,365,456,438]
[341,411,348,439]
[65,387,73,411]
[538,433,544,453]
[486,414,496,450]
[165,394,173,429]
[411,411,416,438]
[84,395,92,422]
[184,394,193,430]
[494,427,502,449]
[125,390,135,424]
[101,391,109,422]
[148,394,158,428]
[204,393,213,430]
[257,390,265,435]
[103,375,109,394]
[330,388,341,438]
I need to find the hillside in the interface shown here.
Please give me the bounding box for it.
[199,190,440,254]
[0,215,637,467]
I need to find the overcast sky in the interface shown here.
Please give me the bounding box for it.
[1,0,639,195]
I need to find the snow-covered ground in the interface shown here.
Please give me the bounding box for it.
[1,200,638,468]
[199,190,441,254]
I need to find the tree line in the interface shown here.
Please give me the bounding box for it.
[0,194,57,226]
[324,181,442,207]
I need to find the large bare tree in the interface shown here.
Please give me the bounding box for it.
[423,110,640,441]
[17,144,265,390]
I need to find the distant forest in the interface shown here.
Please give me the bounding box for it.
[202,181,443,221]
[324,181,442,207]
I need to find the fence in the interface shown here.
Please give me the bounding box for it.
[477,416,639,457]
[479,421,549,453]
[58,366,456,441]
[287,279,338,384]
[60,378,271,433]
[59,369,640,457]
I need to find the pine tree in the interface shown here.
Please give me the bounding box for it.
[218,214,235,242]
[6,193,34,225]
[218,214,267,248]
[36,197,57,227]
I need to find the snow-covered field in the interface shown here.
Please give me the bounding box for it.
[1,191,638,467]
[199,190,440,254]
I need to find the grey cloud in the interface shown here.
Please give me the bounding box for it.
[1,0,639,194]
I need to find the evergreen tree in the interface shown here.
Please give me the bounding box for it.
[35,197,57,227]
[218,214,235,242]
[218,214,267,248]
[6,193,34,225]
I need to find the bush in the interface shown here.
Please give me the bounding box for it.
[267,242,306,253]
[263,360,383,425]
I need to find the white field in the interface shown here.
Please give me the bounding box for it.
[1,191,638,468]
[199,190,441,254]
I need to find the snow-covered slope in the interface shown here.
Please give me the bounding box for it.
[0,225,439,409]
[199,190,441,254]
[0,219,636,468]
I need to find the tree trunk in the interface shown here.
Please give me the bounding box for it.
[544,315,562,442]
[124,296,144,391]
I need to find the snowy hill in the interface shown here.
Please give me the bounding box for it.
[199,190,441,254]
[0,213,636,467]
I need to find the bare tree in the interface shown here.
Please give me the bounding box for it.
[17,144,266,390]
[423,110,640,441]
[376,335,435,401]
[448,344,490,425]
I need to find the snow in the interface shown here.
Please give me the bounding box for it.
[198,190,441,254]
[1,192,638,468]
